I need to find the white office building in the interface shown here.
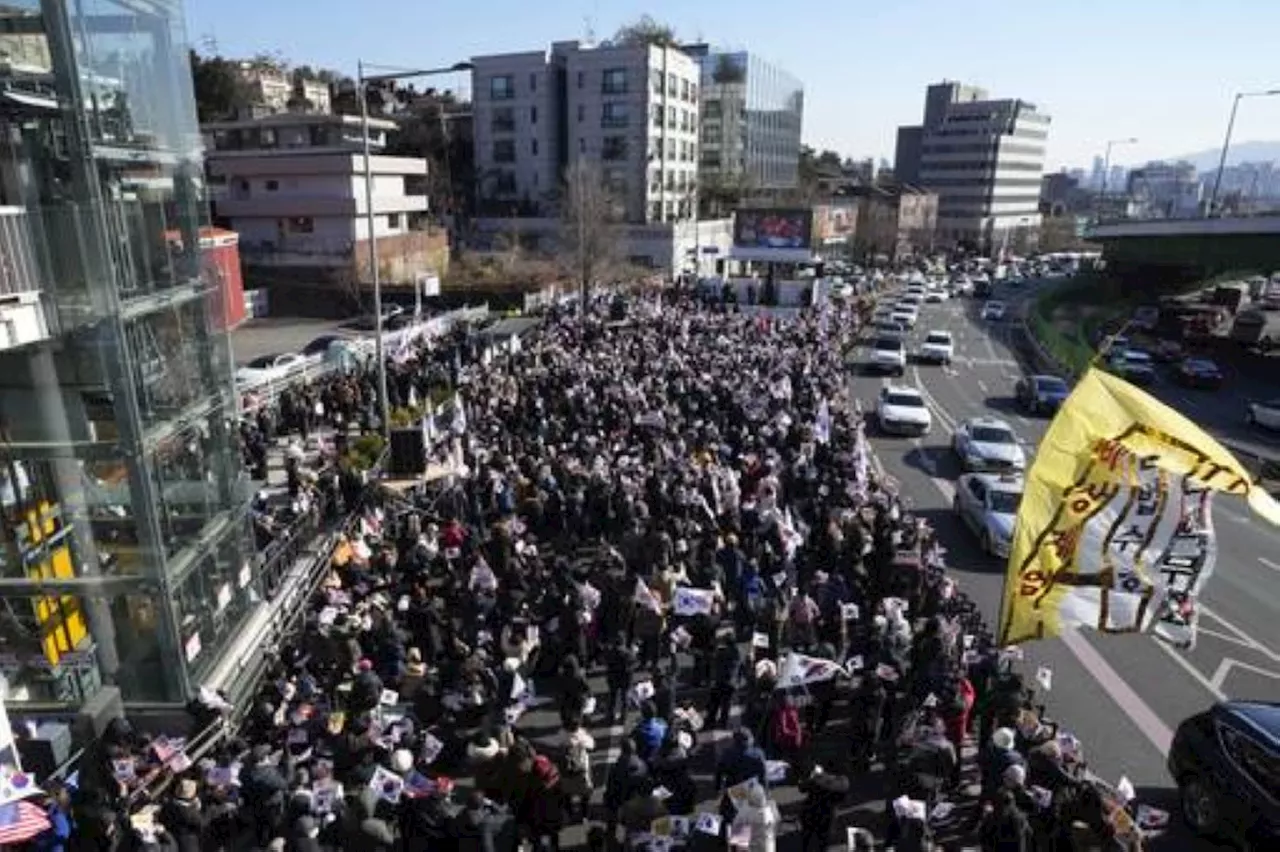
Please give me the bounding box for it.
[471,40,701,224]
[895,81,1050,252]
[202,112,430,272]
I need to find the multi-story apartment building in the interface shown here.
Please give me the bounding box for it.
[471,40,702,223]
[203,112,447,307]
[687,48,804,195]
[895,81,1050,252]
[232,63,332,116]
[0,0,260,711]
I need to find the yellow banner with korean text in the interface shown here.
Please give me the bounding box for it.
[999,368,1280,648]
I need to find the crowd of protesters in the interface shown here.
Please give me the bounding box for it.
[33,292,1161,851]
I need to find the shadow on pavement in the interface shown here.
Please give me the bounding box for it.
[1133,784,1227,852]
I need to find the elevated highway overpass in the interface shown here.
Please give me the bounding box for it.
[1085,215,1280,282]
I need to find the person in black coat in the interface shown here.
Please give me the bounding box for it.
[798,767,850,852]
[453,791,513,852]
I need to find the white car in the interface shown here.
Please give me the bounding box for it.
[891,305,920,329]
[873,320,907,340]
[954,472,1024,557]
[235,352,308,386]
[917,330,955,365]
[876,385,932,436]
[953,416,1027,472]
[1246,398,1280,430]
[867,336,907,375]
[951,276,973,296]
[981,300,1007,321]
[830,281,855,301]
[924,288,948,303]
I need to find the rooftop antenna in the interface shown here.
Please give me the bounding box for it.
[583,14,596,46]
[200,34,218,56]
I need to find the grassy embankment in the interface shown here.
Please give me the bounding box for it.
[1026,272,1253,376]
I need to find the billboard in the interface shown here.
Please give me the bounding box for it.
[733,208,813,250]
[813,203,857,244]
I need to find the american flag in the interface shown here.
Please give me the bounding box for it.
[0,800,51,845]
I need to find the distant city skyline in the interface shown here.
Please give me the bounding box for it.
[186,0,1280,168]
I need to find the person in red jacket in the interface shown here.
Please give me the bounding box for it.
[942,674,976,789]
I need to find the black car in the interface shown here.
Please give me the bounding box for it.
[1015,374,1070,415]
[300,334,349,357]
[1168,700,1280,846]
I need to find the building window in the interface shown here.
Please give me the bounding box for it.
[533,171,539,188]
[529,72,537,92]
[577,104,585,123]
[651,69,663,93]
[265,179,279,191]
[667,73,677,95]
[579,137,586,154]
[490,75,515,100]
[287,217,313,233]
[602,136,628,161]
[602,67,628,95]
[491,107,515,133]
[681,78,690,101]
[387,213,401,228]
[531,138,539,156]
[602,102,630,129]
[492,139,516,163]
[577,71,584,89]
[650,201,662,221]
[690,83,698,102]
[650,169,662,193]
[667,105,677,128]
[494,171,517,195]
[530,106,538,125]
[652,108,663,128]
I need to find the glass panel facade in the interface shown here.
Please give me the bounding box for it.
[697,51,804,191]
[0,0,258,705]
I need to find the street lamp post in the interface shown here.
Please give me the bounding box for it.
[1208,88,1280,216]
[356,59,472,439]
[1097,137,1137,222]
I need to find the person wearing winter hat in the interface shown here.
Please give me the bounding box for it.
[391,748,415,775]
[981,727,1026,805]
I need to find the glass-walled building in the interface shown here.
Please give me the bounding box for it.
[695,50,804,193]
[0,0,256,707]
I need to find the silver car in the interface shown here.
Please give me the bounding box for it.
[954,472,1024,557]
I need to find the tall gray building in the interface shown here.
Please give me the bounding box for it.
[894,81,1050,252]
[471,40,702,224]
[689,48,804,194]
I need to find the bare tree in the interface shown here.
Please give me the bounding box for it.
[559,160,626,307]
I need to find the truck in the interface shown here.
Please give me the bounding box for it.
[1229,308,1278,352]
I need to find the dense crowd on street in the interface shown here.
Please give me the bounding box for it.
[26,293,1156,851]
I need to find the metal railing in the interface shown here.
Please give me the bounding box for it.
[0,206,44,297]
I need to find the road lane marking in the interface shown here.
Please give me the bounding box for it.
[976,379,989,394]
[1060,629,1174,754]
[1259,556,1280,573]
[1200,605,1280,663]
[1154,641,1226,702]
[1210,658,1280,691]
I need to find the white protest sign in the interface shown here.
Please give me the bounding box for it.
[841,602,860,621]
[751,632,770,649]
[673,587,715,616]
[421,733,444,765]
[695,812,722,836]
[1035,666,1053,692]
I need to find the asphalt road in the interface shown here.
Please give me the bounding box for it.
[849,283,1280,850]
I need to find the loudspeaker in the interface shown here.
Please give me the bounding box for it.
[17,722,72,780]
[388,428,426,477]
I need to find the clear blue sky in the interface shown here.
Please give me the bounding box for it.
[185,0,1280,170]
